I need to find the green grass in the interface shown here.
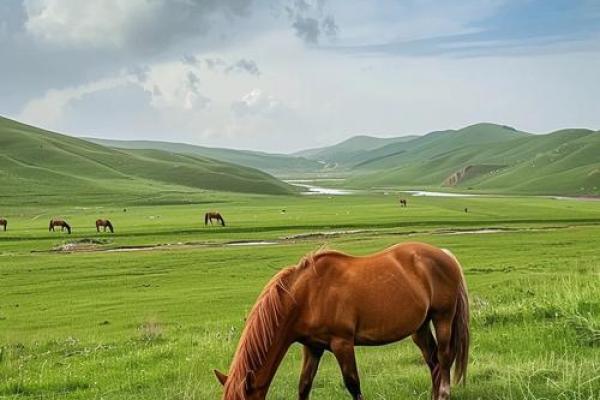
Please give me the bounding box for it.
[1,192,599,399]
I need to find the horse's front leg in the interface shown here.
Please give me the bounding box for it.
[331,338,363,400]
[299,345,324,400]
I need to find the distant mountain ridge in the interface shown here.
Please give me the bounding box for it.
[87,138,321,175]
[3,115,598,198]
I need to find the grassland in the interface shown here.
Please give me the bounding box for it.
[1,191,599,399]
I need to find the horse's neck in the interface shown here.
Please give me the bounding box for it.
[252,322,295,394]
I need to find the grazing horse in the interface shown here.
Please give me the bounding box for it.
[49,219,71,234]
[0,218,6,231]
[400,198,408,207]
[96,219,114,233]
[215,242,469,400]
[205,212,226,227]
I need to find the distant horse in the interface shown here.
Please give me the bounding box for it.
[215,242,470,400]
[0,218,6,231]
[49,219,71,234]
[205,212,226,227]
[400,198,408,207]
[96,219,114,233]
[464,208,468,213]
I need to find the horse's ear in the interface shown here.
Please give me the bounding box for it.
[245,370,256,393]
[214,369,228,386]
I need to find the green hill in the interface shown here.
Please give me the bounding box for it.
[293,135,418,166]
[347,124,600,196]
[0,117,295,205]
[87,138,321,175]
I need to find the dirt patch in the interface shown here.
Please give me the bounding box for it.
[281,230,366,240]
[52,238,111,252]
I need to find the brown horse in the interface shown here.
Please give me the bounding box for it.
[96,219,114,233]
[400,198,408,207]
[205,212,226,227]
[49,219,71,234]
[215,242,469,400]
[0,218,6,231]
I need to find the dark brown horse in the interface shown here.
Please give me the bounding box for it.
[215,242,469,400]
[400,198,408,207]
[205,212,226,227]
[0,218,6,231]
[95,219,114,233]
[49,219,71,234]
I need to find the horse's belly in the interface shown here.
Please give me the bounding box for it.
[353,310,427,345]
[352,288,429,345]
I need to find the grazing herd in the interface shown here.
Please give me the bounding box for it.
[0,201,472,235]
[0,211,229,234]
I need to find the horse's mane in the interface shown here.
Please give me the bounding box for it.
[224,251,324,398]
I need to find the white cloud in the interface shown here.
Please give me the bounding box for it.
[24,0,160,48]
[22,0,252,51]
[231,89,284,117]
[18,75,132,127]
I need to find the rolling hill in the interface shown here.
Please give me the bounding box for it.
[292,135,418,167]
[346,124,600,196]
[0,117,296,205]
[86,138,321,175]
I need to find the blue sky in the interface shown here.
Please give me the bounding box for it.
[1,0,599,152]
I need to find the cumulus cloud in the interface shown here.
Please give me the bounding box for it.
[231,89,283,117]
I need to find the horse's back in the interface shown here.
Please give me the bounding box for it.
[294,243,463,345]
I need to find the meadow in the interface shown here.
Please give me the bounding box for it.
[1,191,599,399]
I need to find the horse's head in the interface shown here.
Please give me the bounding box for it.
[215,369,268,400]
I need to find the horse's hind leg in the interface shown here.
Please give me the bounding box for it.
[299,345,324,400]
[331,338,363,400]
[412,321,439,399]
[432,311,456,400]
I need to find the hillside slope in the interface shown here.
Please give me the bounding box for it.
[293,135,418,166]
[0,117,295,204]
[87,138,321,175]
[347,124,600,195]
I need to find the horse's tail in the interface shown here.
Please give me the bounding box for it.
[49,220,53,231]
[442,249,470,385]
[453,270,469,385]
[64,222,71,234]
[204,213,209,225]
[220,215,225,226]
[107,220,114,233]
